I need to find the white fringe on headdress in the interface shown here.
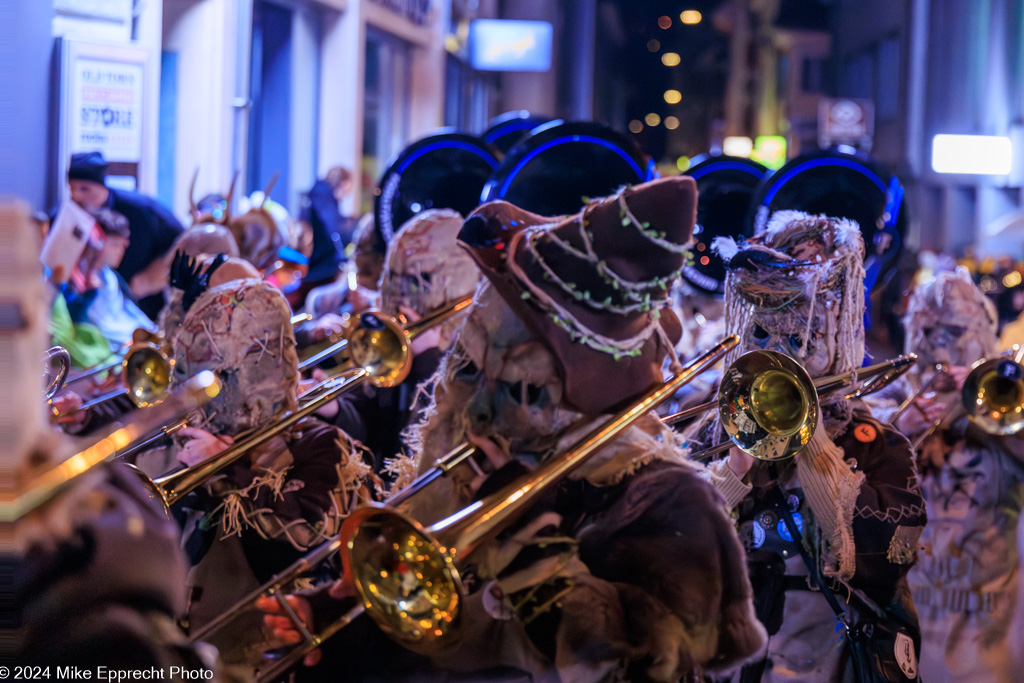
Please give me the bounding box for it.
[723,211,867,579]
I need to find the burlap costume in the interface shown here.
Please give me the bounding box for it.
[309,178,766,682]
[166,279,378,672]
[874,270,1023,682]
[688,211,926,682]
[345,209,481,471]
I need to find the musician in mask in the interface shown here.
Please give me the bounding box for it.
[878,269,1024,682]
[687,211,926,682]
[156,271,378,674]
[261,176,767,681]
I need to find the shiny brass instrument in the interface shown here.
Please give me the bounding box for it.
[123,298,471,510]
[886,362,950,426]
[962,346,1024,435]
[665,351,917,462]
[69,315,311,413]
[298,296,473,374]
[69,331,173,413]
[187,441,478,645]
[251,336,738,681]
[6,371,222,521]
[43,346,71,400]
[913,346,1024,447]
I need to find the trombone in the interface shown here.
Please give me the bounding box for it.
[7,370,222,521]
[663,351,917,462]
[66,314,314,414]
[111,297,474,463]
[43,346,71,400]
[120,295,475,511]
[186,441,478,645]
[913,346,1024,446]
[249,336,738,681]
[297,295,473,374]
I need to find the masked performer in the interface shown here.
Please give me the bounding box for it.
[877,270,1023,682]
[687,211,927,682]
[353,208,480,469]
[157,273,378,673]
[263,176,766,682]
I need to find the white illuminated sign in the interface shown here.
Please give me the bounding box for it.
[932,134,1012,175]
[723,136,753,158]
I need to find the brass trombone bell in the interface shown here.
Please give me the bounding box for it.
[963,347,1024,435]
[43,346,71,400]
[718,350,818,462]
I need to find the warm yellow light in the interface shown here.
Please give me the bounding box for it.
[647,39,661,52]
[628,119,644,134]
[657,15,672,29]
[664,90,682,104]
[661,52,681,67]
[664,116,680,130]
[676,156,691,171]
[680,10,702,24]
[645,113,662,127]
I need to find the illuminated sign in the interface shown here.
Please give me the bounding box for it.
[723,136,753,158]
[932,134,1012,175]
[751,136,787,170]
[469,20,553,72]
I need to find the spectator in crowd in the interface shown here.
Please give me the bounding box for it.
[67,151,184,318]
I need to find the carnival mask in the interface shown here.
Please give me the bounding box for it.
[171,279,298,435]
[442,283,579,457]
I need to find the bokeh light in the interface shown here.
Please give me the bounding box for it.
[664,90,682,104]
[661,52,681,67]
[645,113,662,126]
[664,116,680,129]
[628,119,644,134]
[658,16,672,29]
[647,39,661,52]
[680,10,702,24]
[676,156,691,171]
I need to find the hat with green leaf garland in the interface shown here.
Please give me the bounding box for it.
[458,176,697,414]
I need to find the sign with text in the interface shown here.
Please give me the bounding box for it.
[818,98,874,150]
[69,58,144,162]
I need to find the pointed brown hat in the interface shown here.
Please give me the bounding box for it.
[458,176,697,414]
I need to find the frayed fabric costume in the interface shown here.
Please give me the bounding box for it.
[351,208,480,470]
[688,212,927,682]
[874,270,1023,682]
[158,278,379,672]
[363,177,767,682]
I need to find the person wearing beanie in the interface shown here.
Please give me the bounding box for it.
[260,177,767,681]
[63,207,157,350]
[870,269,1024,682]
[685,211,927,682]
[66,151,184,318]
